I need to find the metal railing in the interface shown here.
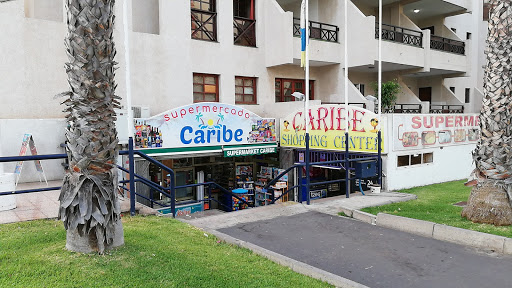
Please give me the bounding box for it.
[0,136,384,216]
[266,134,382,205]
[0,138,253,217]
[234,16,256,47]
[430,35,465,55]
[191,9,217,41]
[375,23,423,47]
[430,105,464,113]
[384,104,422,113]
[322,102,367,109]
[293,18,339,42]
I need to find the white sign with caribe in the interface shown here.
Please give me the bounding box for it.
[133,103,277,149]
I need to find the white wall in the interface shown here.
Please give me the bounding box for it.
[385,145,474,190]
[0,119,67,182]
[381,114,475,191]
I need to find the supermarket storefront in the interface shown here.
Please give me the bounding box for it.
[130,103,279,211]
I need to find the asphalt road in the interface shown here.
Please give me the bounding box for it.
[219,211,512,288]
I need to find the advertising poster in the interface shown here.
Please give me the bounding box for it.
[280,104,384,153]
[133,103,276,149]
[393,114,480,151]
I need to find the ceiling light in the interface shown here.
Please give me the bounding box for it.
[413,9,420,13]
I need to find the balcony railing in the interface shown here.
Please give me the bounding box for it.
[322,102,366,109]
[430,36,465,55]
[384,104,422,113]
[375,23,423,47]
[234,16,256,47]
[430,105,464,113]
[191,9,217,41]
[293,18,339,42]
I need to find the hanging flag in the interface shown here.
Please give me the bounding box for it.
[300,0,306,69]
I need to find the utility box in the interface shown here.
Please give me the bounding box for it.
[354,160,377,179]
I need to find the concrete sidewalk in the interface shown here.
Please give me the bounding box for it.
[184,191,416,230]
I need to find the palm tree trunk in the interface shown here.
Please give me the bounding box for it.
[58,0,124,253]
[462,0,512,225]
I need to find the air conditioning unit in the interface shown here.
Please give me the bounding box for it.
[131,106,150,118]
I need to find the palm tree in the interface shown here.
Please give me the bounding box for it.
[462,0,512,225]
[57,0,124,253]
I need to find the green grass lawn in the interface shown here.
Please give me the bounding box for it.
[0,216,332,288]
[361,180,512,238]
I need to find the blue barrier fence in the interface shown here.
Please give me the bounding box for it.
[0,135,382,217]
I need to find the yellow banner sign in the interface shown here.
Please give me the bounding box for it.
[280,105,384,153]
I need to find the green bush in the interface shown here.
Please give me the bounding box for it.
[371,79,401,111]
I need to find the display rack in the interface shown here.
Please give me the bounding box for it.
[222,188,253,211]
[271,181,288,203]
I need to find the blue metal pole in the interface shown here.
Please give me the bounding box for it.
[128,137,136,216]
[171,173,176,218]
[306,133,311,205]
[208,183,212,210]
[378,130,382,186]
[345,132,350,198]
[297,165,303,203]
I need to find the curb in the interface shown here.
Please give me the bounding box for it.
[376,213,434,238]
[339,209,512,255]
[433,223,507,254]
[371,213,512,255]
[352,210,376,225]
[203,228,369,288]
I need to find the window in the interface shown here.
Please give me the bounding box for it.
[24,0,62,22]
[193,73,219,102]
[132,0,159,34]
[449,87,455,93]
[465,88,470,103]
[450,27,457,33]
[354,83,365,95]
[275,78,314,102]
[233,0,256,47]
[235,76,257,104]
[191,0,217,41]
[397,152,433,167]
[466,32,472,40]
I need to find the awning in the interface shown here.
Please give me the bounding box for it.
[135,142,277,158]
[223,144,278,157]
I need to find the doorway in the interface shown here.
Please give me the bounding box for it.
[175,168,194,201]
[419,87,432,102]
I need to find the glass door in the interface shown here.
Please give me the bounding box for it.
[175,168,195,201]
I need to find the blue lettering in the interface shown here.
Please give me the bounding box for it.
[180,126,193,144]
[194,130,205,144]
[234,129,243,142]
[223,125,233,142]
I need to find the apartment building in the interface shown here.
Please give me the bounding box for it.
[0,0,487,193]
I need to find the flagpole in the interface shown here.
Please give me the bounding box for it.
[344,0,350,198]
[378,0,382,123]
[123,0,134,139]
[305,0,311,205]
[377,0,383,186]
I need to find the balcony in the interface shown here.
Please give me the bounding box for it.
[384,104,422,114]
[293,18,338,42]
[234,16,256,47]
[430,105,464,113]
[375,23,423,48]
[191,9,217,41]
[430,36,465,55]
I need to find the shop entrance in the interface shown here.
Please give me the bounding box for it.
[140,153,280,211]
[175,168,194,201]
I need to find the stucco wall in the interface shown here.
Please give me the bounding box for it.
[381,114,475,191]
[0,119,67,182]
